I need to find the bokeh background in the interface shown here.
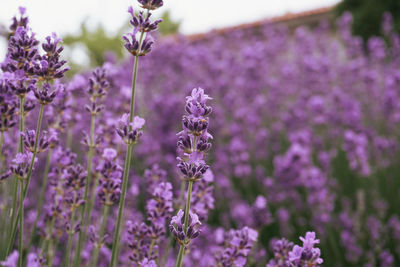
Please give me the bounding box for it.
[2,0,400,266]
[1,0,340,69]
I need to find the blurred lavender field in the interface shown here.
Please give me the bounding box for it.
[1,3,400,267]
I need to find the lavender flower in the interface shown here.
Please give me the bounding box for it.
[0,251,18,267]
[137,0,164,10]
[127,221,153,263]
[10,7,29,33]
[32,83,60,105]
[128,8,162,32]
[123,31,154,56]
[177,88,212,182]
[0,99,17,131]
[10,152,33,178]
[97,149,123,206]
[116,114,145,145]
[267,238,294,267]
[7,78,36,97]
[33,33,68,80]
[288,232,323,267]
[146,182,173,237]
[5,26,39,73]
[169,209,201,247]
[21,130,57,153]
[214,227,258,267]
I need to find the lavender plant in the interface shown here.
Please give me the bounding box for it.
[109,1,162,266]
[171,87,213,267]
[2,3,400,267]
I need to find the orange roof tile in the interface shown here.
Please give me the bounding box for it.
[186,6,334,42]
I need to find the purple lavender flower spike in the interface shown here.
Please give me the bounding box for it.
[21,130,56,153]
[214,227,258,267]
[32,83,60,105]
[5,26,39,73]
[10,152,33,178]
[288,232,323,267]
[34,33,68,80]
[129,9,162,33]
[267,238,294,267]
[0,251,19,267]
[137,0,164,10]
[116,114,145,145]
[10,7,29,33]
[138,258,157,267]
[169,209,202,247]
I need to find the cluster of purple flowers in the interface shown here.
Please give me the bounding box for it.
[267,232,323,267]
[2,1,400,266]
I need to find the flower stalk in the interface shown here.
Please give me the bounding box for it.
[175,180,193,267]
[27,147,53,252]
[110,5,160,264]
[73,112,96,265]
[91,204,110,267]
[7,103,44,257]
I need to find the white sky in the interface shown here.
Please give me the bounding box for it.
[0,0,340,60]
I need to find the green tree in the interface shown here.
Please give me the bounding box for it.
[336,0,400,41]
[62,10,180,74]
[63,23,124,68]
[158,10,181,36]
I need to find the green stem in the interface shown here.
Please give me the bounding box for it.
[0,132,6,258]
[161,236,173,267]
[18,97,25,152]
[66,195,77,267]
[46,217,56,267]
[110,145,132,267]
[148,239,156,258]
[85,174,99,233]
[110,25,147,267]
[73,114,96,266]
[6,104,44,257]
[27,148,53,252]
[0,131,4,169]
[4,97,25,260]
[91,204,110,267]
[128,40,142,123]
[18,179,24,267]
[175,180,193,267]
[24,104,45,192]
[175,246,185,267]
[66,127,73,148]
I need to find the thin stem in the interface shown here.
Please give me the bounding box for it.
[73,114,96,266]
[4,97,25,259]
[0,131,4,169]
[175,246,185,267]
[27,148,53,251]
[161,235,173,267]
[91,204,110,267]
[7,104,45,257]
[66,193,77,267]
[18,97,25,152]
[0,131,6,258]
[110,145,132,267]
[161,178,186,266]
[148,239,156,258]
[85,174,99,234]
[24,104,45,193]
[128,37,143,123]
[183,181,193,232]
[109,24,147,267]
[46,217,56,267]
[66,127,73,148]
[175,180,193,267]
[18,179,24,267]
